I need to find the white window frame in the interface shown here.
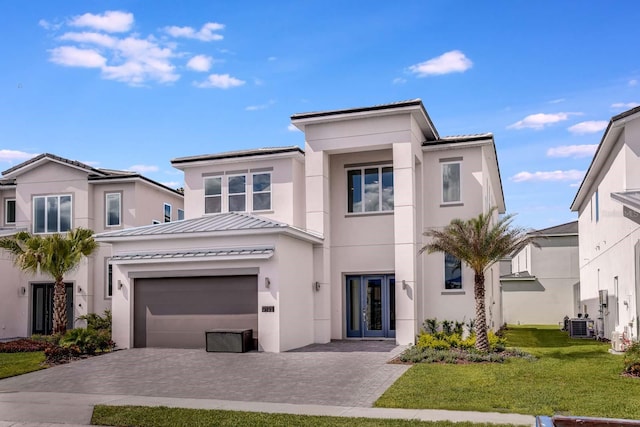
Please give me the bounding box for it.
[346,165,394,214]
[444,253,463,290]
[204,176,223,214]
[105,193,121,227]
[163,203,172,223]
[441,161,462,204]
[227,173,247,213]
[251,172,272,212]
[33,194,72,234]
[5,198,16,225]
[177,208,185,221]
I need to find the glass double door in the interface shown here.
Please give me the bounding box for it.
[346,275,395,338]
[32,283,73,335]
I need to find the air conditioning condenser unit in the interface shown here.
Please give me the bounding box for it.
[569,319,595,338]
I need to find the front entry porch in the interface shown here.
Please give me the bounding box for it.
[346,275,396,338]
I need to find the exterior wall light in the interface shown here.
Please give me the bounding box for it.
[314,281,321,292]
[117,280,123,290]
[265,277,271,288]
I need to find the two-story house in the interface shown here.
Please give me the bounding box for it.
[500,221,580,325]
[571,105,640,341]
[97,99,505,352]
[0,153,184,339]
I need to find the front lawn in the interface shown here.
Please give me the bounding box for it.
[376,326,640,419]
[0,352,45,379]
[91,405,523,427]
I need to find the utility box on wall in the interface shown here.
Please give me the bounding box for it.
[205,329,253,353]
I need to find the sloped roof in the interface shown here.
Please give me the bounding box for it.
[611,191,640,211]
[428,133,494,145]
[95,212,323,242]
[111,246,274,262]
[500,271,536,280]
[2,153,107,177]
[535,221,578,236]
[171,146,303,165]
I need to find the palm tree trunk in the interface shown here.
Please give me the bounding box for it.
[52,278,67,335]
[474,271,490,352]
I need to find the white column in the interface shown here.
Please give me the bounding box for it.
[393,142,417,345]
[306,145,331,343]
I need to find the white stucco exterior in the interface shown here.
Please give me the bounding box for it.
[0,154,183,339]
[571,106,640,341]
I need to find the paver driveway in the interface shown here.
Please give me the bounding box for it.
[0,341,408,407]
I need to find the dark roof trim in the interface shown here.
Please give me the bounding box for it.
[425,133,494,146]
[534,220,578,236]
[612,105,640,121]
[171,146,304,165]
[89,174,184,196]
[2,153,106,177]
[290,99,423,120]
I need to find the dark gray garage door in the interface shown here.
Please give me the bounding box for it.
[134,275,258,348]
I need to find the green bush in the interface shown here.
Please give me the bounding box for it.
[44,345,81,364]
[76,310,112,331]
[623,342,640,377]
[416,330,505,352]
[60,328,114,355]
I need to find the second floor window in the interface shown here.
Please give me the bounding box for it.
[228,175,246,212]
[105,193,121,227]
[33,195,72,233]
[164,203,172,222]
[347,166,393,213]
[442,162,461,204]
[252,173,271,211]
[205,176,222,214]
[5,199,16,225]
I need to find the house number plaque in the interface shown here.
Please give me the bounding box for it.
[261,306,275,312]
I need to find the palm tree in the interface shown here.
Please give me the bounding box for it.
[420,207,533,352]
[0,228,97,335]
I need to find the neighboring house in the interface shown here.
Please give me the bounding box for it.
[97,99,506,352]
[500,221,579,325]
[0,153,184,339]
[570,105,640,341]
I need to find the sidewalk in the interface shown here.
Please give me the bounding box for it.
[0,391,536,426]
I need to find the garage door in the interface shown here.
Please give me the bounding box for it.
[134,275,258,348]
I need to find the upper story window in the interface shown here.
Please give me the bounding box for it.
[347,165,393,213]
[205,176,222,214]
[33,195,72,233]
[228,175,246,212]
[177,208,185,221]
[444,253,462,290]
[5,199,16,225]
[164,203,172,222]
[252,172,271,211]
[105,193,121,227]
[442,161,461,204]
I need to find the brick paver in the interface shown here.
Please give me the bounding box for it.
[0,340,408,407]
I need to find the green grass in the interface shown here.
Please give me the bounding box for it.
[376,326,640,419]
[91,405,522,427]
[0,351,45,379]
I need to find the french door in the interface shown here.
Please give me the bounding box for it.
[32,283,73,335]
[346,275,395,338]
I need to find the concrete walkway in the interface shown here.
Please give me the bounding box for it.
[0,341,536,426]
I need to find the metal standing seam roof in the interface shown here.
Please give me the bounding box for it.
[95,212,300,238]
[171,146,304,165]
[111,246,275,261]
[534,221,578,235]
[611,191,640,211]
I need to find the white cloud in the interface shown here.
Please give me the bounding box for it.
[287,124,300,132]
[392,77,407,85]
[164,22,224,42]
[511,169,585,183]
[245,100,275,111]
[408,50,472,77]
[0,150,38,163]
[38,19,62,31]
[507,112,577,130]
[548,98,565,104]
[194,73,245,89]
[546,144,598,158]
[69,10,134,33]
[49,46,106,68]
[101,37,179,85]
[629,79,638,87]
[186,55,213,72]
[267,56,277,61]
[59,31,117,48]
[611,102,640,110]
[567,120,608,135]
[128,164,159,173]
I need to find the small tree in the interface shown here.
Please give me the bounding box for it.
[0,228,97,335]
[420,207,533,352]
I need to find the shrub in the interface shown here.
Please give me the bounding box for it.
[76,310,112,331]
[441,320,453,335]
[0,338,52,353]
[422,318,439,334]
[30,334,62,346]
[465,318,476,335]
[416,329,506,352]
[60,328,114,355]
[624,342,640,377]
[44,345,81,364]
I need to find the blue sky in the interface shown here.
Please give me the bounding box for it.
[1,1,639,229]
